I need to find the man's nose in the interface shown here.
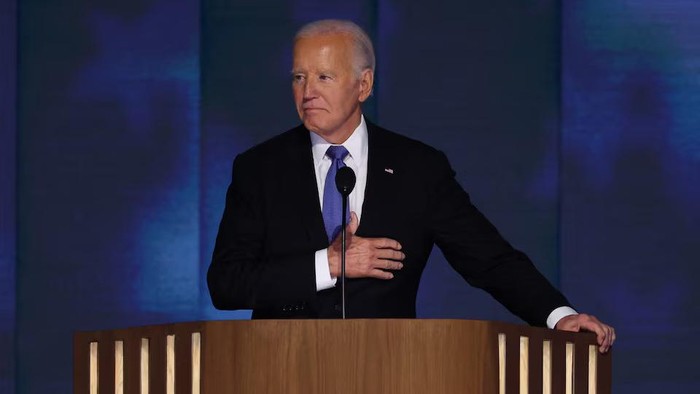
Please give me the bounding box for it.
[303,79,317,98]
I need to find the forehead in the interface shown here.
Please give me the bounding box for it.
[292,33,354,69]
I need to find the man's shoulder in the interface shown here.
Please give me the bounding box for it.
[366,121,445,160]
[237,124,308,161]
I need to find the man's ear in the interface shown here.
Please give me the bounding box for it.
[358,69,374,102]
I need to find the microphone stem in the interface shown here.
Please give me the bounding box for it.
[341,194,347,319]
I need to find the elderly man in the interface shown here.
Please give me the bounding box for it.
[208,19,615,352]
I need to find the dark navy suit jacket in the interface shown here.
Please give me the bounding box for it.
[207,121,570,326]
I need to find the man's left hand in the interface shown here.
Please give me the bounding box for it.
[555,314,616,353]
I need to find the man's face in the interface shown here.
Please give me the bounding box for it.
[292,33,372,143]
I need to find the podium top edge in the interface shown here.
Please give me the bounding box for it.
[74,318,598,345]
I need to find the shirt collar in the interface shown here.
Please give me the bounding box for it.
[310,115,368,164]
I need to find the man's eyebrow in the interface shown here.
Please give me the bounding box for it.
[289,69,336,76]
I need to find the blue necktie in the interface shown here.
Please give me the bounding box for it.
[323,145,350,242]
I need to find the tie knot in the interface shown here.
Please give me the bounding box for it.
[326,145,349,161]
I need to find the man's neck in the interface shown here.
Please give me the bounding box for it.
[317,113,362,144]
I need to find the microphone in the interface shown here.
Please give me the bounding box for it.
[335,166,356,197]
[335,166,356,319]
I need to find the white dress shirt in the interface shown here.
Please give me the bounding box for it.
[311,116,369,291]
[308,115,576,328]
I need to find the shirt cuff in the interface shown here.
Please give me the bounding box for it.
[314,249,337,291]
[546,306,578,329]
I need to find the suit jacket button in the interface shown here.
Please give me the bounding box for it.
[334,304,341,311]
[282,305,290,312]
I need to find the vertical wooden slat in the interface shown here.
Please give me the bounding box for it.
[519,336,528,394]
[124,335,141,394]
[506,333,520,393]
[175,330,192,393]
[191,332,201,394]
[115,340,124,394]
[575,342,589,393]
[551,339,566,393]
[98,339,115,394]
[597,351,612,394]
[542,341,552,394]
[565,342,575,394]
[499,333,506,394]
[74,336,90,394]
[527,332,543,394]
[166,335,175,394]
[149,333,167,394]
[90,342,98,394]
[588,345,597,394]
[140,338,149,394]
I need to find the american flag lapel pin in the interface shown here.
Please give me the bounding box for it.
[384,168,394,174]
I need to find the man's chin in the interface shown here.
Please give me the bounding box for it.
[303,120,325,135]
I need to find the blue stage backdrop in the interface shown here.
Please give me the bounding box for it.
[1,0,17,392]
[4,0,700,393]
[561,1,700,391]
[16,0,200,392]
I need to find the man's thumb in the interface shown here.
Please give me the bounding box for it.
[347,211,359,234]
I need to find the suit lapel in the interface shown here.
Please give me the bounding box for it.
[284,126,328,247]
[288,122,399,244]
[356,123,399,237]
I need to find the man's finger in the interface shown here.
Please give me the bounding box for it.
[374,249,405,262]
[604,326,615,349]
[347,211,359,234]
[582,319,605,344]
[369,269,394,280]
[371,237,402,250]
[555,314,615,354]
[379,259,403,270]
[579,318,611,353]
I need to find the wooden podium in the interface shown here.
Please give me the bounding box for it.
[74,319,611,394]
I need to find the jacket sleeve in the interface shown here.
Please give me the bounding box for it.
[207,153,318,311]
[428,150,571,327]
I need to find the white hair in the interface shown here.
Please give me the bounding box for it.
[295,19,375,76]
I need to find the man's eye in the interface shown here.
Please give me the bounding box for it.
[319,74,332,81]
[293,75,305,83]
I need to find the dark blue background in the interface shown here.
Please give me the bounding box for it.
[1,0,698,392]
[1,0,17,392]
